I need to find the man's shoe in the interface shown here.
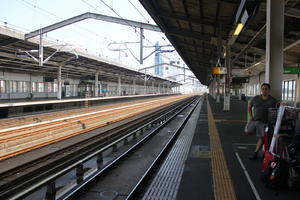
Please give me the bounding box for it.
[249,152,258,160]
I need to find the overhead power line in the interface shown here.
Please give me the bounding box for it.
[81,0,104,13]
[127,0,150,23]
[98,0,173,61]
[16,0,115,43]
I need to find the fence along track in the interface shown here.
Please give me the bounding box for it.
[0,95,192,160]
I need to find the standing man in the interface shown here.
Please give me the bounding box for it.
[245,83,278,160]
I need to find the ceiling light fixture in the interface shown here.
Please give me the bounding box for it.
[233,23,244,36]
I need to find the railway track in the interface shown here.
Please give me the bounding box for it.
[0,95,199,200]
[0,96,174,130]
[0,95,190,160]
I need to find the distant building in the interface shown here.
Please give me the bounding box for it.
[154,42,163,76]
[164,60,179,81]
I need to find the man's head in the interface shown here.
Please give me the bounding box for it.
[261,83,271,96]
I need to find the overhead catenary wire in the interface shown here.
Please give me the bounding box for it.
[99,0,167,49]
[126,0,171,47]
[14,0,175,63]
[13,0,126,59]
[16,0,116,44]
[79,0,173,61]
[81,0,104,14]
[127,0,150,23]
[99,0,162,60]
[0,20,30,32]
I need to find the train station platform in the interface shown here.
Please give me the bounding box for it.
[0,94,175,118]
[176,95,299,200]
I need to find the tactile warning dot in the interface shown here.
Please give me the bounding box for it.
[142,101,203,200]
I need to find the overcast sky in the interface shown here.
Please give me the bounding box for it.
[0,0,183,69]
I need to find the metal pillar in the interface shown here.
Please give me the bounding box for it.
[224,45,231,111]
[216,75,220,102]
[99,81,102,96]
[265,0,284,100]
[140,28,144,64]
[95,71,99,97]
[133,78,136,95]
[144,75,147,94]
[152,81,154,93]
[211,78,214,98]
[166,84,169,94]
[29,73,33,98]
[158,83,161,94]
[296,76,300,103]
[57,65,62,100]
[39,34,43,66]
[118,76,121,96]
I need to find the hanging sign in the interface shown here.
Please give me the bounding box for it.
[283,66,300,74]
[212,67,227,75]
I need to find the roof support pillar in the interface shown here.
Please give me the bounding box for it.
[144,74,147,94]
[158,83,161,94]
[210,77,214,98]
[29,73,33,98]
[39,34,43,66]
[296,71,300,102]
[133,78,136,95]
[99,81,102,96]
[140,28,144,64]
[57,65,62,100]
[216,75,220,103]
[95,71,99,97]
[118,76,121,96]
[224,45,231,111]
[265,0,284,100]
[152,81,154,94]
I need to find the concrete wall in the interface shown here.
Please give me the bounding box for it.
[2,71,43,82]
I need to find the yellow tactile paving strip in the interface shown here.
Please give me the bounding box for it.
[207,99,237,200]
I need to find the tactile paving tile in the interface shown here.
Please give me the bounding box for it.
[142,100,203,200]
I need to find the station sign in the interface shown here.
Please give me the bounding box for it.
[283,66,300,74]
[212,67,227,75]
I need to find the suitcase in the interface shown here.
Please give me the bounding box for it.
[261,106,299,192]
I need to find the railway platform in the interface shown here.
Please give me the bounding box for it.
[176,95,299,200]
[0,94,175,118]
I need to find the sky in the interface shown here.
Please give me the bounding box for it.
[0,0,204,93]
[0,0,184,69]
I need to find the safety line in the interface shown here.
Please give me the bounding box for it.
[235,152,262,200]
[207,99,237,200]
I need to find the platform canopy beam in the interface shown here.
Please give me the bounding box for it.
[25,12,161,40]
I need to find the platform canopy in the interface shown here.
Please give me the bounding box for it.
[0,26,179,86]
[139,0,300,85]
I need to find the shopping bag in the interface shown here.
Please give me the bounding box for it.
[244,120,255,135]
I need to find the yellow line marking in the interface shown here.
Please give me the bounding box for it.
[207,98,237,200]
